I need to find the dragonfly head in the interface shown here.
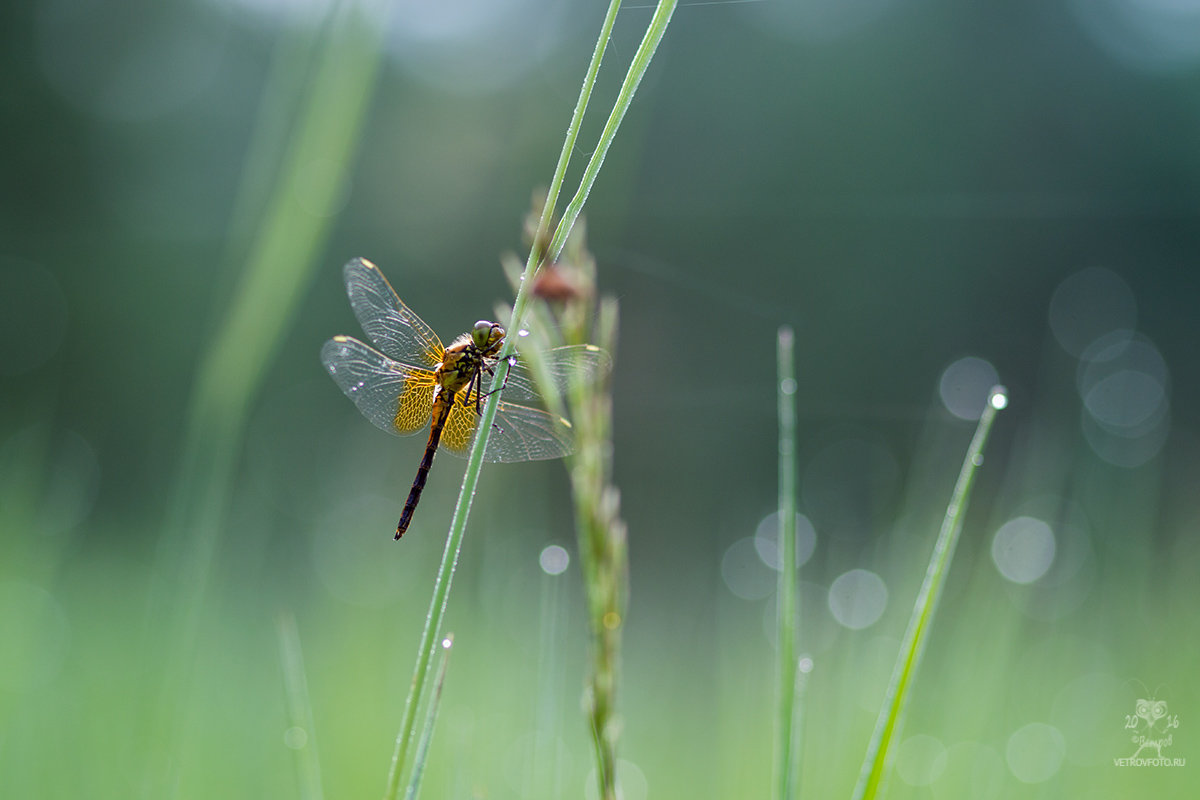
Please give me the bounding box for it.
[472,320,505,355]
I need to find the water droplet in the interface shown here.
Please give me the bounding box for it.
[283,726,308,750]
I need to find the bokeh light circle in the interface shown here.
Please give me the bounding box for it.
[539,544,570,576]
[1005,722,1066,783]
[1050,672,1124,766]
[931,741,1005,800]
[939,357,1000,420]
[991,517,1056,584]
[1078,333,1168,427]
[722,537,776,600]
[1077,332,1171,467]
[753,511,818,571]
[1048,267,1136,358]
[896,734,948,786]
[827,569,888,630]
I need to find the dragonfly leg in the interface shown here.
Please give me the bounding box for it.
[475,355,518,403]
[462,358,515,416]
[459,369,486,416]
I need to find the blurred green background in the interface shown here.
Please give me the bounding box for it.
[2,0,1198,797]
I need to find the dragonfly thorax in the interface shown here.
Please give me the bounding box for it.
[436,321,503,397]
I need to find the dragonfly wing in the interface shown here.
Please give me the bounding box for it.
[484,402,575,463]
[343,258,444,368]
[484,344,612,403]
[321,336,434,436]
[437,399,573,463]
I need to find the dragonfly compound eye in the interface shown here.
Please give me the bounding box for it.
[473,320,504,349]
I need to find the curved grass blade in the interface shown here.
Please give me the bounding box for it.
[852,386,1009,800]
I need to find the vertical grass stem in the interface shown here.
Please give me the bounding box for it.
[774,326,799,800]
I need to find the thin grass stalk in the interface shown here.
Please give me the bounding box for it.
[403,635,454,800]
[774,326,798,800]
[547,0,678,261]
[382,3,674,796]
[277,613,325,800]
[852,386,1009,800]
[529,0,623,263]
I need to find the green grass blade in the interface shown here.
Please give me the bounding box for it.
[403,635,454,800]
[529,0,623,261]
[547,0,678,262]
[276,613,325,800]
[774,326,799,800]
[852,386,1009,800]
[382,3,676,797]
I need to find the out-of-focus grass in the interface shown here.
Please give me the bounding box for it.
[3,5,1198,800]
[2,412,1198,798]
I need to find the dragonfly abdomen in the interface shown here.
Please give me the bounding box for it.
[395,395,454,539]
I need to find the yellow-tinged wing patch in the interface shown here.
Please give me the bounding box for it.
[393,374,436,434]
[441,399,482,453]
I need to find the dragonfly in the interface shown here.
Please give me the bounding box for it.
[321,257,610,540]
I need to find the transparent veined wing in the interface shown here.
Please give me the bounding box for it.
[439,398,575,463]
[486,402,575,463]
[483,343,612,404]
[342,257,444,370]
[321,335,436,437]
